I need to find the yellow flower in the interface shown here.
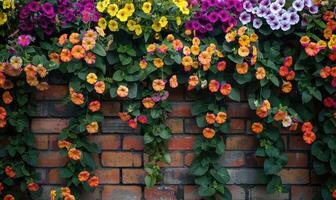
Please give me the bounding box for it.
[176,16,182,25]
[116,9,128,22]
[134,25,142,36]
[2,0,11,9]
[0,12,7,25]
[238,35,250,47]
[96,2,106,13]
[142,2,152,14]
[108,20,118,31]
[180,6,190,15]
[159,16,168,27]
[107,4,118,17]
[153,58,164,68]
[152,21,162,32]
[86,73,98,84]
[95,26,105,37]
[127,20,137,31]
[124,3,135,16]
[102,0,110,7]
[98,17,107,30]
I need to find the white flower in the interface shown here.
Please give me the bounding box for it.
[282,116,292,127]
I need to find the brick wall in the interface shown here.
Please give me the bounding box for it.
[32,85,321,200]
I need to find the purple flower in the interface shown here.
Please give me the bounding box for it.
[205,23,214,31]
[201,1,211,11]
[191,20,201,30]
[280,12,290,22]
[288,7,297,13]
[161,91,169,101]
[228,16,238,26]
[266,13,277,23]
[208,0,217,7]
[270,20,281,30]
[276,0,286,7]
[260,0,271,6]
[280,21,291,31]
[239,11,251,25]
[292,0,304,11]
[18,35,31,47]
[309,5,319,14]
[218,10,230,22]
[234,1,243,12]
[42,2,55,18]
[304,0,313,7]
[243,1,253,12]
[253,18,263,29]
[207,12,219,23]
[270,2,281,14]
[256,6,269,17]
[28,1,40,12]
[289,12,300,25]
[19,6,30,19]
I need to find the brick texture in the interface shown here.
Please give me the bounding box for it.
[32,85,317,200]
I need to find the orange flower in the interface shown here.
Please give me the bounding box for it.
[61,187,71,197]
[146,44,156,54]
[166,34,174,42]
[71,92,85,105]
[64,195,76,200]
[128,119,137,129]
[36,65,47,78]
[192,37,201,46]
[286,71,295,81]
[68,148,81,160]
[49,52,60,64]
[0,119,6,128]
[251,122,263,134]
[118,112,131,121]
[84,52,96,64]
[172,39,183,51]
[142,97,155,109]
[139,59,147,69]
[78,171,90,182]
[152,79,165,91]
[84,30,97,40]
[60,49,72,63]
[153,58,164,68]
[0,72,5,88]
[289,122,298,131]
[279,66,289,77]
[238,26,247,36]
[58,140,72,149]
[117,85,129,98]
[215,112,227,124]
[82,37,96,51]
[69,33,80,44]
[159,44,168,53]
[238,46,249,57]
[5,166,15,178]
[0,106,7,120]
[282,81,292,93]
[305,42,320,56]
[183,46,191,55]
[284,56,293,67]
[256,104,269,118]
[71,45,85,60]
[255,67,266,80]
[320,66,331,78]
[220,84,232,96]
[2,91,13,104]
[58,34,68,46]
[4,194,15,200]
[89,101,101,112]
[301,122,313,133]
[24,64,37,77]
[27,182,40,192]
[86,121,99,134]
[205,113,216,124]
[169,75,178,88]
[208,80,220,93]
[331,67,336,77]
[198,51,211,65]
[274,111,287,121]
[88,176,99,187]
[300,36,310,47]
[188,75,199,87]
[26,76,39,87]
[250,33,258,43]
[217,61,227,71]
[303,131,316,144]
[236,62,248,74]
[94,81,105,94]
[202,128,215,139]
[182,56,193,67]
[191,45,200,56]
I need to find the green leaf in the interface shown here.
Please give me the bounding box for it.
[112,70,124,81]
[198,185,216,197]
[311,141,330,162]
[60,168,73,178]
[313,161,328,175]
[210,168,230,184]
[92,43,106,56]
[228,54,243,64]
[302,91,312,104]
[264,158,282,174]
[119,54,132,65]
[331,157,336,174]
[127,83,138,99]
[266,175,282,193]
[228,87,240,101]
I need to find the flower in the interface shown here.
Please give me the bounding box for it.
[202,128,215,139]
[71,45,85,59]
[217,61,227,71]
[70,92,84,105]
[152,79,165,91]
[152,20,162,32]
[301,122,313,133]
[18,35,31,47]
[58,34,68,46]
[238,46,249,57]
[27,182,40,192]
[78,171,90,182]
[128,119,137,129]
[153,58,164,68]
[82,38,96,51]
[86,73,98,84]
[198,51,211,65]
[303,131,316,144]
[251,122,263,134]
[5,166,15,178]
[60,49,72,62]
[94,81,105,94]
[205,113,216,124]
[236,62,249,74]
[69,33,80,44]
[88,176,99,187]
[118,112,131,121]
[142,2,152,14]
[68,148,81,160]
[117,85,129,98]
[2,91,13,104]
[116,9,128,22]
[4,194,14,200]
[139,59,147,69]
[58,140,72,149]
[137,115,147,124]
[142,97,155,109]
[282,116,292,128]
[208,80,220,93]
[98,17,107,29]
[216,112,227,124]
[107,4,118,16]
[255,67,266,80]
[84,52,96,64]
[169,75,178,88]
[274,111,287,121]
[220,84,232,96]
[305,42,320,56]
[188,75,199,87]
[159,16,168,27]
[89,101,101,112]
[86,121,99,134]
[323,97,334,108]
[282,81,292,93]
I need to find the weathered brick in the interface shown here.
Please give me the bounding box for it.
[34,102,76,117]
[95,169,120,184]
[36,168,47,184]
[227,102,251,117]
[31,118,69,133]
[168,136,196,150]
[88,135,120,150]
[34,135,49,150]
[184,153,194,166]
[184,185,201,200]
[289,136,310,150]
[168,102,192,117]
[163,168,193,184]
[184,185,245,200]
[145,185,178,200]
[80,190,101,200]
[35,85,67,100]
[102,102,120,116]
[184,119,202,133]
[286,152,308,167]
[122,169,146,184]
[102,119,140,133]
[38,152,68,167]
[228,169,266,184]
[101,152,142,167]
[225,135,257,150]
[245,153,264,167]
[123,135,144,150]
[102,186,142,200]
[249,186,289,200]
[167,87,185,100]
[219,151,245,167]
[48,169,65,184]
[49,135,59,150]
[166,118,184,133]
[226,185,246,200]
[279,169,309,184]
[291,186,320,200]
[311,170,323,184]
[230,119,246,133]
[144,152,183,167]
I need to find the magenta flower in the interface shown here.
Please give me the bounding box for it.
[18,35,31,47]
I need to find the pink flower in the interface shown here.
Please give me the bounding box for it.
[18,35,31,47]
[137,115,147,124]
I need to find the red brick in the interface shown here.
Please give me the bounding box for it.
[35,85,67,100]
[168,102,192,117]
[102,102,120,116]
[286,152,308,167]
[145,186,177,200]
[122,169,146,184]
[34,135,49,150]
[101,152,142,167]
[48,169,65,184]
[168,87,184,100]
[168,136,196,150]
[230,119,246,133]
[38,152,68,167]
[279,169,309,184]
[95,169,120,184]
[102,186,142,200]
[227,185,245,200]
[184,153,194,166]
[220,151,246,167]
[227,102,251,117]
[245,153,264,167]
[250,186,289,200]
[184,119,202,133]
[123,135,144,150]
[184,185,201,200]
[289,136,310,150]
[291,186,319,200]
[226,136,257,150]
[49,135,59,150]
[88,135,120,150]
[166,118,184,133]
[144,152,183,167]
[31,118,69,133]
